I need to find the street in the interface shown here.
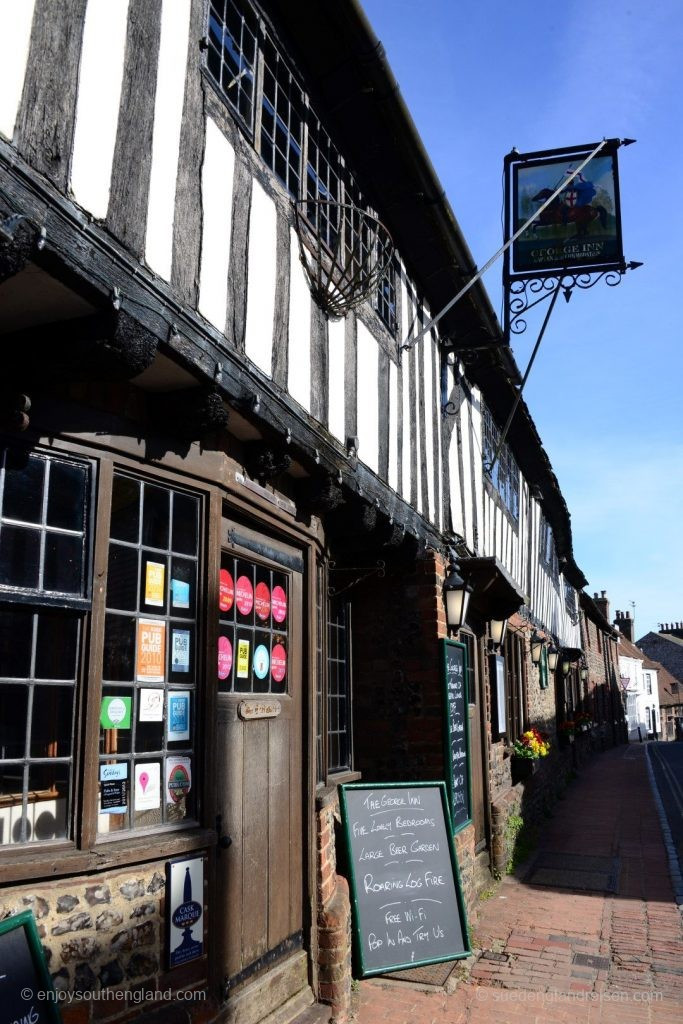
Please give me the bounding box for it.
[649,742,683,888]
[356,745,683,1023]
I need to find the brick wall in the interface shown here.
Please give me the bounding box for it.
[316,791,351,1022]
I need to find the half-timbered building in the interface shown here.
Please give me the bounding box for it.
[0,2,625,1021]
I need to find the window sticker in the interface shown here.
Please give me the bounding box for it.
[171,578,190,609]
[145,561,165,607]
[235,575,254,616]
[219,569,234,612]
[166,757,192,804]
[139,688,164,722]
[135,762,161,811]
[167,691,190,742]
[236,638,250,678]
[171,629,191,674]
[254,581,271,621]
[253,643,270,680]
[100,763,128,813]
[271,585,287,623]
[218,635,233,680]
[100,695,132,730]
[136,619,166,682]
[271,643,287,683]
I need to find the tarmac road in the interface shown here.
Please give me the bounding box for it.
[649,741,683,883]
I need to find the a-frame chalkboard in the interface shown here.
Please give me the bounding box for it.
[440,639,472,834]
[0,910,61,1023]
[339,782,470,977]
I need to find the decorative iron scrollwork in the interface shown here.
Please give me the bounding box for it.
[506,267,630,338]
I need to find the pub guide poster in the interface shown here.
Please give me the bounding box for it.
[340,783,470,977]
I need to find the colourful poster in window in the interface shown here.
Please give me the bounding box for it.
[100,696,132,730]
[136,619,166,682]
[166,757,192,804]
[253,644,269,680]
[218,635,232,680]
[145,561,165,607]
[100,763,128,814]
[171,629,190,673]
[254,582,271,621]
[236,638,250,678]
[139,688,164,722]
[135,762,161,811]
[236,575,253,616]
[219,569,234,612]
[271,585,287,623]
[271,643,287,683]
[171,578,190,609]
[167,691,190,741]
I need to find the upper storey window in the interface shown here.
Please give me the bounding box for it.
[205,0,398,337]
[482,404,520,521]
[207,0,258,130]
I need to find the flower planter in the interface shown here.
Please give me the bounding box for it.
[511,757,539,784]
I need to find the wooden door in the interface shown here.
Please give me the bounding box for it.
[213,519,306,1013]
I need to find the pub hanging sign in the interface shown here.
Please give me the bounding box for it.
[506,141,624,277]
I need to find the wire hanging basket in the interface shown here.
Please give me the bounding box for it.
[294,199,394,320]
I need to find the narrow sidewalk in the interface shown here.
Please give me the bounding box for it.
[356,744,683,1023]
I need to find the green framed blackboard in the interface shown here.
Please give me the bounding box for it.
[440,639,472,834]
[0,910,61,1023]
[339,782,470,977]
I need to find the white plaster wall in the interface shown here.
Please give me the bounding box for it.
[327,317,345,441]
[0,0,36,140]
[244,182,278,376]
[388,358,398,492]
[460,399,473,551]
[401,346,411,503]
[287,226,311,409]
[70,0,130,219]
[356,321,378,474]
[198,118,235,331]
[470,388,484,554]
[434,337,443,531]
[145,0,191,279]
[423,332,435,522]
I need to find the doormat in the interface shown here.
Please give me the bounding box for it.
[524,852,619,893]
[382,960,457,986]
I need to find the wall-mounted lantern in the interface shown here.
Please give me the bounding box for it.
[530,631,544,665]
[580,659,588,682]
[561,654,571,676]
[547,644,559,672]
[443,552,473,633]
[489,618,508,649]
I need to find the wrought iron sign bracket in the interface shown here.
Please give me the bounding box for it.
[327,559,386,597]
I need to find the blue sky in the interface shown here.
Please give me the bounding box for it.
[364,0,683,639]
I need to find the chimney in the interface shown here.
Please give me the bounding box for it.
[614,608,634,642]
[594,590,610,623]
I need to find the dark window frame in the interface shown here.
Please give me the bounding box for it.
[316,565,354,785]
[482,403,520,523]
[0,445,212,860]
[504,630,526,742]
[0,446,95,849]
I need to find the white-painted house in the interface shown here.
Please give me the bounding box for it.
[618,636,662,740]
[0,1,619,1020]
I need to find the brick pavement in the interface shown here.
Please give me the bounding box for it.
[355,745,683,1023]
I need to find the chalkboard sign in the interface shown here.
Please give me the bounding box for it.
[340,783,470,977]
[440,639,471,833]
[0,910,61,1023]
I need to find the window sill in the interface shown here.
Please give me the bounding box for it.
[0,828,217,885]
[316,770,362,810]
